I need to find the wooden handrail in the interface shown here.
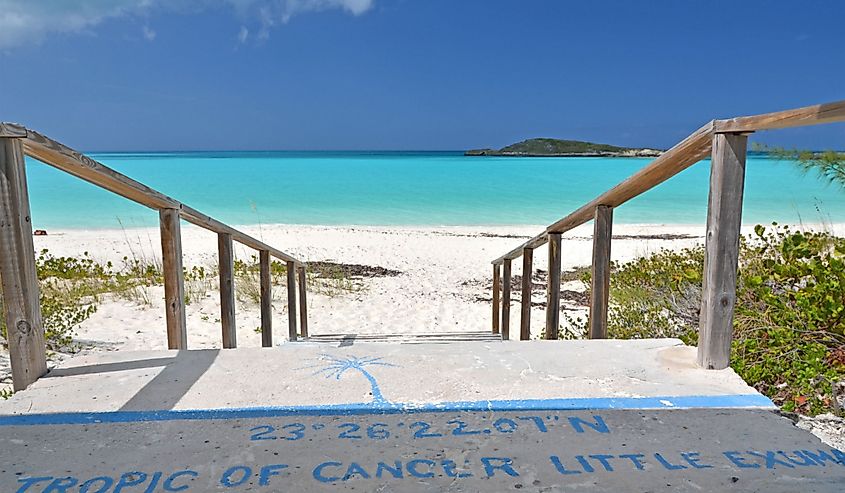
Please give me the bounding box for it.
[714,100,845,133]
[0,124,309,390]
[493,121,714,264]
[2,124,304,266]
[491,99,845,368]
[180,204,301,264]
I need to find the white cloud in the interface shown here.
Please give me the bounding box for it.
[142,25,156,41]
[238,25,250,43]
[0,0,374,49]
[0,0,151,48]
[227,0,374,40]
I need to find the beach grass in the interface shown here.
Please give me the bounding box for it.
[0,249,163,353]
[1,247,380,398]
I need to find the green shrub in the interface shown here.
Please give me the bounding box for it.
[37,281,98,350]
[1,249,164,352]
[1,250,104,351]
[733,225,845,414]
[230,257,362,303]
[568,224,845,416]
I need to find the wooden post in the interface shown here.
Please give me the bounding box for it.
[589,205,613,339]
[297,264,308,338]
[698,133,748,370]
[218,232,236,348]
[159,208,187,349]
[259,250,272,348]
[545,233,562,339]
[0,138,47,391]
[520,247,533,340]
[492,264,501,334]
[501,259,512,340]
[286,261,297,341]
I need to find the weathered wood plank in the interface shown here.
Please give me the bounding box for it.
[0,138,47,391]
[159,208,187,349]
[493,121,714,264]
[297,264,309,338]
[218,232,237,348]
[698,133,748,370]
[501,259,512,340]
[545,233,562,340]
[589,205,613,339]
[520,247,533,340]
[287,261,298,341]
[22,128,179,210]
[714,99,845,133]
[0,123,27,138]
[493,234,548,265]
[259,250,272,348]
[570,121,712,220]
[492,264,501,334]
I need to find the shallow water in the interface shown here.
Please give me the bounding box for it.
[26,151,844,229]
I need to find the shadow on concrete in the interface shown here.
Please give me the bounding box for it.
[116,350,220,411]
[45,357,177,378]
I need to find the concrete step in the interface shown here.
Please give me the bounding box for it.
[1,339,843,491]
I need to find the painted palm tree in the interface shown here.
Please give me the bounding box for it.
[302,354,398,405]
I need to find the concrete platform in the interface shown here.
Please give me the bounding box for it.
[0,339,769,414]
[1,339,843,491]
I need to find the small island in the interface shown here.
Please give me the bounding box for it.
[465,138,663,157]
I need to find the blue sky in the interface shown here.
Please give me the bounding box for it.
[1,0,843,151]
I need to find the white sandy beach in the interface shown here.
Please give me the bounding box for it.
[1,222,843,380]
[8,221,840,356]
[3,222,845,447]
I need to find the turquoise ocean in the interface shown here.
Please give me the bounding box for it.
[24,152,844,229]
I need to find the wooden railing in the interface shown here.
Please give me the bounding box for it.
[491,100,845,370]
[0,124,309,391]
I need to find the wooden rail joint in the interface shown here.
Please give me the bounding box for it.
[713,129,755,136]
[0,123,27,138]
